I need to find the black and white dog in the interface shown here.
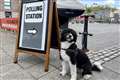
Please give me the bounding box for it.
[60,28,103,80]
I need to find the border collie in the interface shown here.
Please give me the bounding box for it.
[60,28,103,80]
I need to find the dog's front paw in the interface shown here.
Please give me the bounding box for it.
[70,76,77,80]
[70,78,77,80]
[83,75,92,80]
[60,71,66,76]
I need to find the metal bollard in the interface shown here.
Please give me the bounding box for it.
[79,15,94,52]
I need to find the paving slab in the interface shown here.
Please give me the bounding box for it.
[38,69,70,80]
[0,63,21,77]
[2,45,15,57]
[113,56,120,63]
[90,67,120,80]
[49,49,61,69]
[0,49,3,65]
[103,57,110,61]
[0,49,3,54]
[1,30,120,80]
[1,68,35,80]
[26,63,56,79]
[38,67,120,80]
[18,54,45,69]
[0,53,12,65]
[103,59,120,74]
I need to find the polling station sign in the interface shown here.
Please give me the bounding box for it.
[19,0,49,52]
[25,2,44,23]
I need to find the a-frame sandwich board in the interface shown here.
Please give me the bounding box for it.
[14,0,60,72]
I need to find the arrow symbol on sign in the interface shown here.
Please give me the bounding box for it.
[27,28,37,35]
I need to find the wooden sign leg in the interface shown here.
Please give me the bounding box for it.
[54,2,61,58]
[14,50,19,63]
[44,51,49,72]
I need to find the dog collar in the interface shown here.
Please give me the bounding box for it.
[61,48,67,50]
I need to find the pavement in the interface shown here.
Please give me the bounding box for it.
[69,23,119,51]
[0,28,120,80]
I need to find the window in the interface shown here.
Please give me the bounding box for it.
[5,11,12,18]
[4,0,11,10]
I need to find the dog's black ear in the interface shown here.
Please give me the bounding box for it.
[69,29,77,42]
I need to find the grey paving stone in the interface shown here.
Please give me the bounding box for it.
[96,60,105,64]
[39,70,82,80]
[1,30,120,80]
[49,49,61,69]
[0,63,21,77]
[118,52,120,55]
[1,68,35,80]
[111,54,118,58]
[6,50,15,57]
[18,54,44,69]
[88,53,94,56]
[110,47,116,50]
[98,50,105,53]
[104,49,111,52]
[99,55,105,59]
[113,56,120,63]
[26,63,56,79]
[103,60,120,74]
[97,53,103,56]
[39,67,120,80]
[90,67,120,80]
[102,51,107,54]
[104,53,111,57]
[38,69,70,80]
[88,54,94,57]
[113,50,120,53]
[103,58,110,61]
[118,48,120,51]
[0,53,12,65]
[0,49,3,54]
[88,56,93,59]
[92,54,98,57]
[109,55,116,60]
[94,57,101,61]
[109,52,116,55]
[113,53,120,57]
[3,46,16,57]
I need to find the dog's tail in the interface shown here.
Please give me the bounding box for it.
[92,62,103,72]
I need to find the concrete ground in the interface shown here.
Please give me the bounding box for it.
[0,25,120,80]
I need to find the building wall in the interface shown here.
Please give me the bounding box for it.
[0,0,21,18]
[95,9,111,18]
[0,12,5,18]
[0,0,4,18]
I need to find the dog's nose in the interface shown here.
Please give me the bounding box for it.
[69,35,72,38]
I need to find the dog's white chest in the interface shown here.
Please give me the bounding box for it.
[61,42,71,61]
[61,50,70,61]
[61,42,71,49]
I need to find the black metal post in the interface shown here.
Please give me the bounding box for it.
[82,16,89,51]
[79,15,94,52]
